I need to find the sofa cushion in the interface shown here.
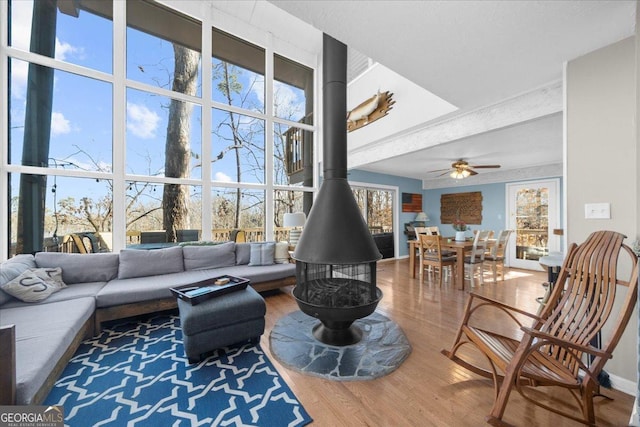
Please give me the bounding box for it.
[0,281,107,309]
[0,297,95,404]
[249,242,275,266]
[118,246,184,279]
[35,252,119,284]
[0,254,36,305]
[235,243,251,265]
[97,269,218,307]
[1,269,62,302]
[182,242,236,271]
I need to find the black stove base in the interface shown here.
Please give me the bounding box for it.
[312,322,363,346]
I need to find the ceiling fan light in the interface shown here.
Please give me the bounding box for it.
[450,168,471,179]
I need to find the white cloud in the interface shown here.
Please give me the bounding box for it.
[214,171,232,182]
[51,112,71,136]
[55,38,85,62]
[127,102,160,139]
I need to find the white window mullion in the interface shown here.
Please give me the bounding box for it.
[264,33,275,241]
[313,51,321,197]
[1,1,9,260]
[111,0,127,251]
[200,2,213,241]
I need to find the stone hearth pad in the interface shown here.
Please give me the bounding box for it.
[269,310,411,381]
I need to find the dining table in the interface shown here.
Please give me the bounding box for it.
[408,237,494,291]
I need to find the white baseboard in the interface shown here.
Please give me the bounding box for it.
[609,372,636,396]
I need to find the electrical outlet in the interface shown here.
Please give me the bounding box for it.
[584,203,610,219]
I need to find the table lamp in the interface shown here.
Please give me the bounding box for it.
[283,212,306,247]
[414,212,429,223]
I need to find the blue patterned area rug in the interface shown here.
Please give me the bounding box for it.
[44,313,312,427]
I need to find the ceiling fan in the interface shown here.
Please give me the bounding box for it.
[428,159,501,179]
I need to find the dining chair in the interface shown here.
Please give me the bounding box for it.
[463,229,491,287]
[483,229,513,282]
[426,226,440,235]
[413,227,431,274]
[415,227,453,275]
[413,226,429,236]
[418,234,456,287]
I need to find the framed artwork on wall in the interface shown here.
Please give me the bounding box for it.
[402,193,422,212]
[440,191,483,224]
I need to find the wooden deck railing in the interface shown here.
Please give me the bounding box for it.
[46,227,295,253]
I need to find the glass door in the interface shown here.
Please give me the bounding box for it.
[351,183,398,259]
[506,179,560,270]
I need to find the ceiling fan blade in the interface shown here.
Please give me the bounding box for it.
[470,164,501,169]
[468,169,479,176]
[426,168,452,174]
[437,170,452,177]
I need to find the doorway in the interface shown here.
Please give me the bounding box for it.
[350,181,399,259]
[506,179,560,270]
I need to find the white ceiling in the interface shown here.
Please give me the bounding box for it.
[267,0,637,188]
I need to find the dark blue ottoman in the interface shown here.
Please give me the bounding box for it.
[177,286,266,363]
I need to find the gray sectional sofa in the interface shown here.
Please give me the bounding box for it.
[0,242,296,406]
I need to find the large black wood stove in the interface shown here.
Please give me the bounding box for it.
[292,34,383,346]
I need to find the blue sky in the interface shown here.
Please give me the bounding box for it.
[11,0,304,181]
[9,0,308,218]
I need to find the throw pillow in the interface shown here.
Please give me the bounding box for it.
[29,267,67,289]
[274,242,290,264]
[0,254,37,305]
[249,242,276,266]
[1,269,61,302]
[235,243,251,265]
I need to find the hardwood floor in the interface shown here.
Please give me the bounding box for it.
[259,259,634,426]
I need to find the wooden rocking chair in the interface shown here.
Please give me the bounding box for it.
[441,230,638,425]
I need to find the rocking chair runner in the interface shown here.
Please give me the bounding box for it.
[441,230,638,426]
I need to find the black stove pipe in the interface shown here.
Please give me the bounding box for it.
[293,34,381,265]
[322,35,348,180]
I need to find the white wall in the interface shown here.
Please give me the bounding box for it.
[566,36,638,389]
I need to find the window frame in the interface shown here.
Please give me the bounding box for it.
[1,0,318,258]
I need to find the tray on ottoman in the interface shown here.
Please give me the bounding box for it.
[171,275,249,305]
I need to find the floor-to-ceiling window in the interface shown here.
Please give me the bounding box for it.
[2,0,316,257]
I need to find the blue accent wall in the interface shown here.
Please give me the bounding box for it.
[424,183,507,237]
[425,177,564,250]
[348,169,423,257]
[349,169,564,258]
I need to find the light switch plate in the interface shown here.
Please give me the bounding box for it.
[584,203,610,219]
